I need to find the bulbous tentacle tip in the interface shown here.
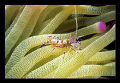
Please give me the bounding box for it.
[98,21,107,33]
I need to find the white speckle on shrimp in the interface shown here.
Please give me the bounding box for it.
[63,39,67,44]
[51,39,57,44]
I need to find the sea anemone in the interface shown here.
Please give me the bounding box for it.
[5,5,115,78]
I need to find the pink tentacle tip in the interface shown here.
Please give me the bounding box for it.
[98,21,107,33]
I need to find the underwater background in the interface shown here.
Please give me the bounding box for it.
[5,5,115,78]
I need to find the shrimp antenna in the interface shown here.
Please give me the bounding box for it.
[74,5,78,36]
